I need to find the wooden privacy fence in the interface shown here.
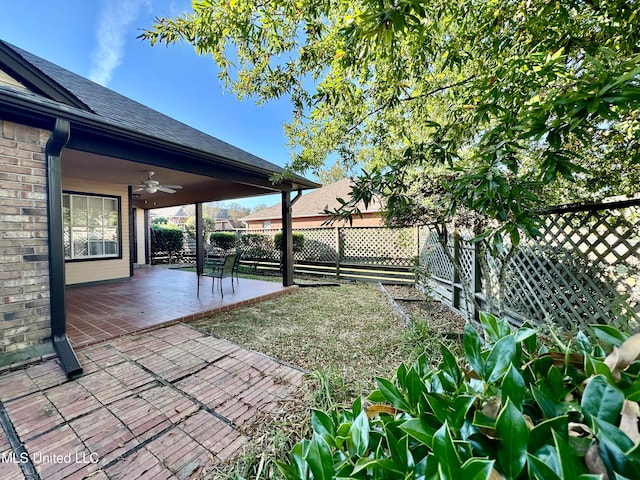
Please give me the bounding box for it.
[419,199,640,331]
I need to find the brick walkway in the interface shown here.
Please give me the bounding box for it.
[0,324,305,479]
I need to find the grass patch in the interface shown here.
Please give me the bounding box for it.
[191,282,460,479]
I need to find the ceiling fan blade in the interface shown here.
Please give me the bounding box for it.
[157,186,176,194]
[133,187,144,192]
[162,184,183,189]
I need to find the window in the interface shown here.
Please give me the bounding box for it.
[263,220,271,229]
[63,193,120,260]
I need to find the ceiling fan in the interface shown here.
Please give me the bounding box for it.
[133,171,183,194]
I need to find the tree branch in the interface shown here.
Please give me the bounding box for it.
[346,75,477,134]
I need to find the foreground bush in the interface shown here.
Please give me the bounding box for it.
[276,313,640,479]
[150,223,183,262]
[209,231,237,250]
[274,231,305,254]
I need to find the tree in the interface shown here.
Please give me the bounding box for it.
[141,0,640,246]
[184,215,216,240]
[317,159,351,185]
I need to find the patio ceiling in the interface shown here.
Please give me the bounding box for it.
[62,149,291,210]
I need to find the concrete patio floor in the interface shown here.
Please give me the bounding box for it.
[66,266,295,348]
[0,323,305,479]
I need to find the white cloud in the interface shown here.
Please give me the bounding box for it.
[89,0,151,86]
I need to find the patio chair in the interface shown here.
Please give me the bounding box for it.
[211,253,236,297]
[232,248,242,284]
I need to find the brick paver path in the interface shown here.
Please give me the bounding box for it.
[0,324,304,479]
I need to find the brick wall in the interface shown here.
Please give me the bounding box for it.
[0,120,51,354]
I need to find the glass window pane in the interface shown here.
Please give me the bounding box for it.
[71,196,88,226]
[89,241,104,256]
[63,194,120,259]
[72,227,88,257]
[88,197,103,226]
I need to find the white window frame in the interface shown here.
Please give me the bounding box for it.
[63,193,121,261]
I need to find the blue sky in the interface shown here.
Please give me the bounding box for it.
[0,0,304,208]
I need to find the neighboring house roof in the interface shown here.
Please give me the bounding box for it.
[150,205,190,219]
[0,40,319,192]
[241,178,383,221]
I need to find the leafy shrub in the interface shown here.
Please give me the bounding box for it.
[276,313,640,479]
[274,231,305,253]
[238,233,277,260]
[209,231,237,251]
[150,223,183,262]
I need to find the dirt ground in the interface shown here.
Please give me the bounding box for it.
[382,284,466,336]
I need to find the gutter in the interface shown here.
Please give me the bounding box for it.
[46,118,82,378]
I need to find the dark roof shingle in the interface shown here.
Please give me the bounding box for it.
[0,40,317,186]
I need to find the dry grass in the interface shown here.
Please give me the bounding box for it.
[193,282,412,402]
[190,281,463,479]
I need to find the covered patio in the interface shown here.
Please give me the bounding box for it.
[65,267,295,349]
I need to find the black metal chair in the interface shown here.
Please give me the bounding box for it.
[211,253,236,297]
[232,249,242,284]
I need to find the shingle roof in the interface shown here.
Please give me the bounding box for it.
[0,40,317,187]
[242,178,383,221]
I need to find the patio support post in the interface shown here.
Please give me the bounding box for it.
[46,118,83,378]
[281,190,294,286]
[195,203,204,297]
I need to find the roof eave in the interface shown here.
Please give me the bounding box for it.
[0,89,320,192]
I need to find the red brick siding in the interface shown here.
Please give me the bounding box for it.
[0,120,51,353]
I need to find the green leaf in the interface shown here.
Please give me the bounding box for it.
[577,331,592,355]
[399,418,436,446]
[624,377,640,402]
[514,327,537,345]
[349,410,370,457]
[452,395,476,430]
[441,343,462,385]
[274,460,300,480]
[352,395,363,417]
[312,410,336,447]
[386,427,411,471]
[461,458,496,480]
[501,364,525,408]
[464,323,484,376]
[584,355,617,383]
[305,433,334,480]
[376,377,411,412]
[479,311,510,343]
[403,366,425,414]
[591,325,628,347]
[496,399,529,478]
[286,440,310,480]
[532,385,559,419]
[425,393,451,424]
[527,452,562,480]
[591,416,640,477]
[432,422,462,480]
[352,457,405,475]
[552,430,586,478]
[529,416,568,454]
[484,335,516,383]
[581,375,624,425]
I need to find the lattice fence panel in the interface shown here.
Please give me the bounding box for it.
[418,228,454,280]
[508,207,640,329]
[295,227,339,262]
[418,204,640,330]
[340,227,417,266]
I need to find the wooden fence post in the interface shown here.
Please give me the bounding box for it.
[336,226,342,280]
[472,240,482,322]
[452,230,461,310]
